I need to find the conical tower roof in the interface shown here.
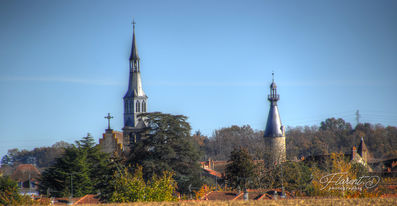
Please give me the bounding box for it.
[357,137,368,156]
[264,73,283,137]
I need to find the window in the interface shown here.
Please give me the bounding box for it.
[142,101,146,112]
[136,101,140,112]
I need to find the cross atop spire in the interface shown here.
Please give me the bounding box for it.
[132,19,136,30]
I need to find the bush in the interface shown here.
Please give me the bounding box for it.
[109,166,177,202]
[0,176,33,205]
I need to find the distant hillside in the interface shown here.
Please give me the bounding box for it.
[195,118,397,161]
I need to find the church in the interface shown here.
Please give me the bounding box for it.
[99,22,148,156]
[98,22,288,162]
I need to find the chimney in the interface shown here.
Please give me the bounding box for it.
[351,146,357,161]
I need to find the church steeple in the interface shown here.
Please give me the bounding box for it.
[123,21,148,127]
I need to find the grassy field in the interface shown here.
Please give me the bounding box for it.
[75,198,397,206]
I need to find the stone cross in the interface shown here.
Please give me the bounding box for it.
[104,113,114,130]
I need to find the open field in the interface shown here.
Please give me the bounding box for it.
[73,198,397,206]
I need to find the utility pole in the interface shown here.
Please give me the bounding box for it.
[280,162,286,198]
[67,172,76,205]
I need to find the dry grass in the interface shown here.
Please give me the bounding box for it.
[75,197,396,206]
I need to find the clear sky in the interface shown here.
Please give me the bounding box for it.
[1,0,396,158]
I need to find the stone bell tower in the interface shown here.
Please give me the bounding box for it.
[264,73,286,165]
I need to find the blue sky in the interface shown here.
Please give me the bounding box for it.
[1,0,396,158]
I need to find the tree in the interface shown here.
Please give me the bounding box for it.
[310,152,377,197]
[203,125,265,160]
[39,145,92,197]
[109,166,177,202]
[76,134,109,195]
[39,133,109,197]
[128,112,202,194]
[191,131,209,161]
[0,176,32,205]
[279,161,312,195]
[1,141,70,168]
[95,154,127,202]
[225,147,255,190]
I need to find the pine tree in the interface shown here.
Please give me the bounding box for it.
[225,147,255,190]
[39,133,109,197]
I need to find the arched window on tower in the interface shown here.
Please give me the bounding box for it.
[142,101,146,112]
[136,101,140,112]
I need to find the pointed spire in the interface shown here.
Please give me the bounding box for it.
[357,137,369,163]
[358,137,368,154]
[130,19,140,61]
[124,19,145,99]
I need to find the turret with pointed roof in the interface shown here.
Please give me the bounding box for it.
[264,73,286,164]
[357,137,368,163]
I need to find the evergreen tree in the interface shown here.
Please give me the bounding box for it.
[225,147,255,190]
[39,146,92,197]
[95,154,127,202]
[39,133,109,197]
[76,133,109,194]
[128,112,202,194]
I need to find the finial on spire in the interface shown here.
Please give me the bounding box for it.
[132,19,136,30]
[272,71,274,83]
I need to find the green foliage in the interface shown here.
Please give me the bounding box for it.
[109,166,177,202]
[95,154,127,202]
[129,112,202,194]
[0,175,20,205]
[309,152,377,197]
[225,147,255,189]
[39,133,109,197]
[280,162,312,195]
[0,176,33,205]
